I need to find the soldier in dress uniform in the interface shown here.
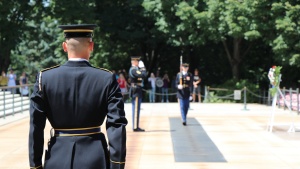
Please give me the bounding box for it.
[129,56,147,132]
[176,63,193,126]
[29,24,127,169]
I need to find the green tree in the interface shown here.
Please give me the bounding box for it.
[143,0,275,80]
[271,2,300,66]
[11,18,65,82]
[0,1,40,72]
[94,0,174,74]
[4,0,300,89]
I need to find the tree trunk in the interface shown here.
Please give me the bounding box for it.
[232,38,241,79]
[0,49,11,73]
[145,50,156,74]
[222,38,242,80]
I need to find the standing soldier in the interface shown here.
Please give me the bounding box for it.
[176,63,193,126]
[29,24,127,169]
[129,56,147,132]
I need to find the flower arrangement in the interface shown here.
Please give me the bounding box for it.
[268,65,282,96]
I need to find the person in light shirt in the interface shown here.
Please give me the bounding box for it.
[148,72,156,102]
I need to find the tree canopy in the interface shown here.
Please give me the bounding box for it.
[1,0,300,89]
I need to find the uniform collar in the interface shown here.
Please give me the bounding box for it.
[68,58,89,62]
[64,60,91,67]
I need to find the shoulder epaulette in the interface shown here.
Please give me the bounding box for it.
[30,165,42,169]
[40,65,60,72]
[39,65,60,91]
[99,68,112,74]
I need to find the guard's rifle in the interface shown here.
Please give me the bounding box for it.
[180,52,183,85]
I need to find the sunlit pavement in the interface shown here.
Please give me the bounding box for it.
[1,103,300,169]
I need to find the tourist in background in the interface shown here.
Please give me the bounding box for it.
[19,72,29,96]
[148,72,156,103]
[0,71,8,91]
[192,68,202,103]
[161,73,170,102]
[7,69,17,94]
[118,73,128,97]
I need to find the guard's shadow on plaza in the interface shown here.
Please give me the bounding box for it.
[169,117,227,163]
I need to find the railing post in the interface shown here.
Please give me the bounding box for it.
[282,87,286,109]
[204,86,209,103]
[243,87,248,110]
[297,88,299,114]
[289,88,292,111]
[12,89,15,116]
[208,86,211,102]
[268,88,271,106]
[263,89,266,105]
[3,91,5,119]
[21,86,24,113]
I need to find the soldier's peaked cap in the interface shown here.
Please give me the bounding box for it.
[58,24,97,38]
[131,56,141,61]
[182,63,189,67]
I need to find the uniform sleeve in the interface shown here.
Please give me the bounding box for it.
[175,73,180,85]
[189,73,194,93]
[29,73,47,169]
[129,67,147,78]
[106,74,128,169]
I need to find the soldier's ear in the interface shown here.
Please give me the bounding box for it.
[89,41,94,52]
[62,42,67,52]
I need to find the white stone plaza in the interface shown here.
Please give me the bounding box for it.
[0,103,300,169]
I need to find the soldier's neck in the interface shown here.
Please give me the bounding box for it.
[68,53,90,61]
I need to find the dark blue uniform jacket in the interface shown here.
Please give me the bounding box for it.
[128,66,147,98]
[29,61,127,169]
[176,72,193,99]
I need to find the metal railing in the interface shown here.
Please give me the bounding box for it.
[278,87,300,113]
[0,84,33,119]
[204,86,300,114]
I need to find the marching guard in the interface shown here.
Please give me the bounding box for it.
[176,63,193,125]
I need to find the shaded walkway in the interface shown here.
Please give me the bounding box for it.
[170,117,226,163]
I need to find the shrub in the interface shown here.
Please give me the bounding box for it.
[206,79,262,103]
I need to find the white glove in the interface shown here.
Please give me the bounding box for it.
[178,84,183,89]
[189,96,193,101]
[138,61,145,68]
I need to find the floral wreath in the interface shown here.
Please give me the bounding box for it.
[268,65,282,96]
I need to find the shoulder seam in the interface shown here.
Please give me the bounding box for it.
[40,65,60,72]
[38,65,59,91]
